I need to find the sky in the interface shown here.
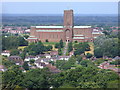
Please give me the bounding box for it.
[2,2,118,14]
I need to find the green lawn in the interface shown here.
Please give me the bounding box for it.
[43,42,58,45]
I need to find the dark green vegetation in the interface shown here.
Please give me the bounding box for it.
[22,61,29,70]
[55,39,64,55]
[94,33,119,58]
[55,39,64,49]
[68,42,73,53]
[2,35,53,56]
[2,56,119,89]
[110,60,120,65]
[55,56,76,70]
[86,53,93,58]
[74,42,90,56]
[23,41,53,56]
[2,36,28,50]
[2,15,117,26]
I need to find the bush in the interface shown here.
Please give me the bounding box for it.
[86,53,93,58]
[45,39,49,42]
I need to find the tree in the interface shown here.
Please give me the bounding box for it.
[46,39,49,42]
[74,41,78,43]
[22,61,29,70]
[29,59,35,64]
[58,48,62,55]
[68,42,73,53]
[76,56,82,64]
[2,36,28,50]
[55,43,60,48]
[60,39,64,48]
[46,45,53,51]
[20,68,51,88]
[94,35,119,58]
[80,60,90,67]
[23,35,29,39]
[86,53,93,58]
[74,48,84,56]
[2,65,23,89]
[18,37,28,46]
[10,49,20,56]
[94,48,103,58]
[20,52,26,60]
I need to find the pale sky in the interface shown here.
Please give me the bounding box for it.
[2,2,118,14]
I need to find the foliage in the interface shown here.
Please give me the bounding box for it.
[94,35,119,58]
[93,59,105,66]
[24,41,52,56]
[86,53,93,58]
[51,66,119,88]
[58,48,62,55]
[2,36,28,50]
[74,42,90,56]
[74,41,78,43]
[110,60,120,65]
[55,39,64,48]
[94,47,103,58]
[55,56,76,70]
[2,59,15,68]
[59,39,64,48]
[23,35,29,39]
[20,51,26,60]
[49,61,55,66]
[55,43,60,48]
[46,45,53,51]
[29,59,35,64]
[22,61,29,70]
[20,68,51,88]
[18,36,28,46]
[76,56,82,64]
[45,39,49,42]
[68,42,73,53]
[2,65,23,89]
[10,49,20,56]
[80,60,90,67]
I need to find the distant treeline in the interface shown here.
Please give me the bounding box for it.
[2,15,117,26]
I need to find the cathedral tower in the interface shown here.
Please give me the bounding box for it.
[63,9,74,42]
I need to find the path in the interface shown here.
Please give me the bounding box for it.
[63,42,68,55]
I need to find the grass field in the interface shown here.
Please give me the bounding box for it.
[43,42,58,51]
[18,46,27,50]
[85,42,94,55]
[43,42,58,45]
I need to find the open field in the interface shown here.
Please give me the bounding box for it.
[18,46,27,50]
[85,42,94,55]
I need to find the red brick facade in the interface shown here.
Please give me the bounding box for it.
[28,10,103,42]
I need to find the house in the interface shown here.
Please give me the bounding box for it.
[69,51,74,57]
[0,65,7,72]
[44,54,51,58]
[103,56,109,59]
[35,61,60,73]
[1,50,10,57]
[50,51,58,56]
[8,56,23,65]
[46,64,61,73]
[35,58,50,65]
[58,56,70,61]
[24,55,40,61]
[113,56,120,60]
[98,61,110,69]
[50,57,57,62]
[35,62,46,69]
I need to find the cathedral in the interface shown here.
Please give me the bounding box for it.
[28,9,103,42]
